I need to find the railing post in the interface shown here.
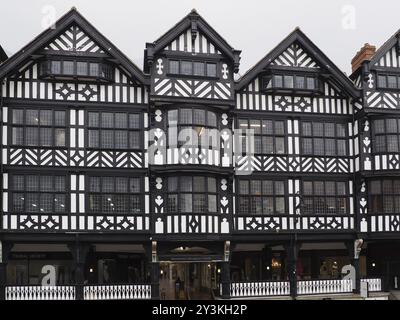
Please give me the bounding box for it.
[68,241,90,301]
[220,261,231,299]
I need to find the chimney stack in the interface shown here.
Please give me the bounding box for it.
[351,43,376,73]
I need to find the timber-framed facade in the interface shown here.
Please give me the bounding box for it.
[0,8,397,300]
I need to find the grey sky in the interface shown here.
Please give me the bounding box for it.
[1,0,400,76]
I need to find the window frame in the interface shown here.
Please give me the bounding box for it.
[86,175,144,215]
[300,120,348,157]
[167,59,219,78]
[262,72,321,93]
[9,173,69,214]
[372,117,400,154]
[86,111,143,150]
[10,107,68,148]
[237,178,287,215]
[369,179,400,215]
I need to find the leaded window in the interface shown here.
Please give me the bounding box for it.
[238,118,285,154]
[88,176,142,214]
[301,121,347,156]
[88,112,141,149]
[166,176,217,214]
[238,179,286,215]
[11,109,67,147]
[373,118,400,153]
[301,180,348,215]
[370,179,400,214]
[11,174,67,213]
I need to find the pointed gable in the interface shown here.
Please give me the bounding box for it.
[145,9,241,73]
[237,28,359,98]
[271,42,319,68]
[0,8,146,84]
[44,24,105,53]
[369,30,400,69]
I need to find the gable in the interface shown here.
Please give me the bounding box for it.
[271,42,319,68]
[44,24,105,54]
[163,28,222,55]
[374,44,400,68]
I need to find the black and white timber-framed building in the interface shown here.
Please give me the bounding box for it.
[0,7,397,300]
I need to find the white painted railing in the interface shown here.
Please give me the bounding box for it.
[6,286,75,300]
[84,284,151,300]
[297,279,352,295]
[361,278,382,292]
[230,281,290,297]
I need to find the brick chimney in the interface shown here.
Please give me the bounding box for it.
[351,43,376,73]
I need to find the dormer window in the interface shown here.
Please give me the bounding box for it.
[40,59,114,82]
[377,74,400,89]
[168,59,218,78]
[262,72,320,94]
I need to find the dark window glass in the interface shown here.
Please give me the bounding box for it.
[51,61,61,74]
[193,62,205,76]
[77,62,87,76]
[307,77,315,89]
[181,61,192,75]
[169,60,179,74]
[63,61,74,75]
[89,63,99,77]
[296,76,305,89]
[284,75,294,88]
[388,75,397,89]
[273,75,283,88]
[206,63,216,77]
[378,75,387,88]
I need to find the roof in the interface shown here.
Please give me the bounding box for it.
[0,7,146,84]
[144,9,241,72]
[236,28,360,98]
[0,45,7,63]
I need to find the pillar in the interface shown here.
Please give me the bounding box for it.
[220,261,230,299]
[346,239,363,294]
[0,241,13,300]
[285,240,299,299]
[68,242,90,300]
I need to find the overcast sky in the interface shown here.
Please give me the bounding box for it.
[1,0,400,76]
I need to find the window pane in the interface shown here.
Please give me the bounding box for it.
[284,75,294,88]
[89,194,101,212]
[208,195,217,212]
[302,122,312,136]
[302,138,313,155]
[263,197,273,214]
[337,198,347,214]
[208,177,216,193]
[337,140,347,156]
[262,181,273,194]
[12,109,24,124]
[325,181,335,195]
[89,63,99,77]
[314,138,324,155]
[239,180,249,194]
[101,113,114,128]
[251,196,262,214]
[337,182,346,195]
[386,119,398,133]
[55,129,65,147]
[383,180,393,193]
[296,76,305,89]
[12,128,23,145]
[193,176,205,192]
[90,177,100,192]
[181,177,192,192]
[102,177,114,192]
[193,62,205,76]
[13,193,25,212]
[273,75,283,87]
[101,131,114,148]
[337,124,346,137]
[307,77,315,89]
[88,112,99,127]
[275,121,285,135]
[303,181,313,195]
[314,181,324,195]
[13,176,24,190]
[262,137,274,154]
[275,197,285,214]
[325,139,335,156]
[193,109,205,125]
[115,113,127,128]
[193,194,206,212]
[129,132,140,149]
[239,197,249,214]
[25,127,39,146]
[115,177,128,193]
[181,109,192,124]
[262,120,273,134]
[26,193,39,212]
[388,75,397,89]
[129,114,140,129]
[249,120,261,134]
[313,122,323,136]
[115,130,128,149]
[276,137,285,154]
[254,136,262,153]
[54,111,65,126]
[378,75,387,88]
[324,123,335,137]
[40,128,52,146]
[54,176,65,191]
[181,61,192,75]
[387,135,399,152]
[40,193,53,213]
[40,176,53,191]
[180,194,192,212]
[375,135,385,153]
[251,180,262,195]
[370,181,381,194]
[207,112,217,127]
[206,63,216,77]
[89,130,99,148]
[26,110,39,125]
[51,61,61,74]
[63,61,74,75]
[374,120,385,134]
[169,60,179,74]
[275,181,285,195]
[168,177,178,192]
[129,178,140,193]
[77,62,87,76]
[168,194,178,212]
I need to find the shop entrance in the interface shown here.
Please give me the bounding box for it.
[159,262,217,300]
